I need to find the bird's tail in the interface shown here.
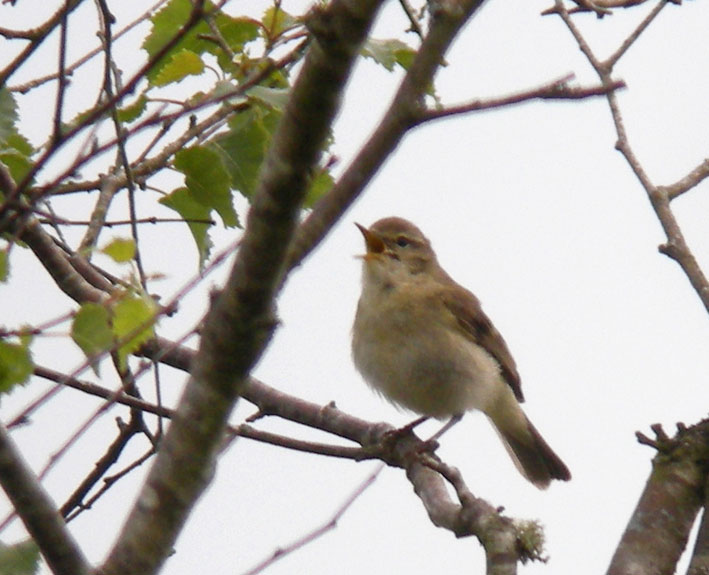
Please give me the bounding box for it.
[488,402,571,489]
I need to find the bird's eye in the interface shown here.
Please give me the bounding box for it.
[395,236,409,248]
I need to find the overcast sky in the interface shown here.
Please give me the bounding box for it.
[2,1,709,574]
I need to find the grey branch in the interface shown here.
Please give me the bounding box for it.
[608,422,709,575]
[0,424,91,575]
[139,337,530,574]
[416,76,625,122]
[99,2,387,574]
[286,0,490,273]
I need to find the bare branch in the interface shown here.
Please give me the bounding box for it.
[34,365,370,462]
[608,421,709,575]
[0,0,86,88]
[78,174,122,255]
[662,158,709,201]
[15,217,108,304]
[415,75,625,123]
[50,6,70,144]
[553,0,709,315]
[9,0,171,94]
[100,2,388,573]
[138,337,530,572]
[602,0,669,68]
[0,424,91,575]
[397,0,425,41]
[59,414,147,521]
[240,464,385,575]
[286,0,489,273]
[687,473,709,575]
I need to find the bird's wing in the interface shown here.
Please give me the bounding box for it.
[442,284,524,402]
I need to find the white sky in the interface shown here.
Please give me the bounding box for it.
[1,1,709,574]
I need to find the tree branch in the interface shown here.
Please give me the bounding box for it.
[0,424,91,575]
[553,0,709,316]
[687,472,709,575]
[286,0,489,273]
[0,0,86,88]
[14,217,108,303]
[99,2,387,573]
[240,464,385,575]
[136,337,533,574]
[662,158,709,201]
[415,75,625,123]
[607,422,709,575]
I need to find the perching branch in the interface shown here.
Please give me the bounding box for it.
[137,337,534,574]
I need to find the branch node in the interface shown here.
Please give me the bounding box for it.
[658,241,680,260]
[637,423,676,452]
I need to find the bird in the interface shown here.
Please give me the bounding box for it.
[351,216,571,489]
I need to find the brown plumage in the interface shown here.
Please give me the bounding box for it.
[352,217,570,488]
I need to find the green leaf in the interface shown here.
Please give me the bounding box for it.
[153,49,204,86]
[210,16,260,72]
[210,105,281,199]
[174,146,237,227]
[0,250,8,283]
[143,0,199,75]
[71,303,113,374]
[362,38,416,72]
[159,187,214,266]
[143,0,258,83]
[101,237,136,263]
[0,89,34,184]
[0,539,40,575]
[246,86,290,111]
[261,6,297,39]
[0,132,34,184]
[0,88,18,144]
[112,294,157,371]
[0,339,33,393]
[117,94,148,123]
[305,169,334,208]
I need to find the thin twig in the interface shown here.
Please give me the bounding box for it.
[661,158,709,201]
[240,464,385,575]
[0,0,85,88]
[60,415,150,522]
[64,447,156,523]
[51,6,69,144]
[2,0,210,211]
[95,0,147,287]
[398,0,425,41]
[603,0,669,68]
[78,174,122,255]
[42,216,216,227]
[415,75,624,123]
[9,0,172,94]
[29,40,307,200]
[553,0,709,315]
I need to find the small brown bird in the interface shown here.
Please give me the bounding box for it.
[351,217,571,489]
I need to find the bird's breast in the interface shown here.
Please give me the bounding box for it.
[352,285,503,418]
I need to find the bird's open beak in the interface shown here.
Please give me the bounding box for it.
[355,223,385,258]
